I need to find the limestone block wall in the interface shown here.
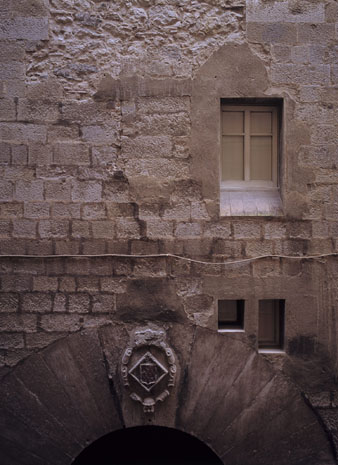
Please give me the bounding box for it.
[0,0,338,454]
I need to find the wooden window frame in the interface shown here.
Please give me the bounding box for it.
[221,104,279,191]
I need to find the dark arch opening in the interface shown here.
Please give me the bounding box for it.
[72,425,223,465]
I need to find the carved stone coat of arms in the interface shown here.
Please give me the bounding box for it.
[121,327,177,413]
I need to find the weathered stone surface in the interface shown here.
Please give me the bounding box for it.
[72,181,102,202]
[247,22,298,44]
[0,17,49,41]
[247,0,325,23]
[0,63,25,80]
[22,293,53,313]
[0,0,337,463]
[0,329,123,464]
[116,279,185,323]
[0,124,47,143]
[177,326,334,465]
[1,325,333,464]
[298,23,335,44]
[18,99,60,123]
[121,136,172,159]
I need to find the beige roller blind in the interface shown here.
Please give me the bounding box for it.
[221,105,278,186]
[250,136,272,180]
[222,111,244,133]
[221,110,245,181]
[222,136,244,180]
[251,111,272,133]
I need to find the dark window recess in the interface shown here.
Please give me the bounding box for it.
[218,300,244,330]
[258,299,285,349]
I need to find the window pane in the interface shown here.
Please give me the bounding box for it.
[251,111,272,134]
[222,111,244,134]
[222,136,244,181]
[250,136,272,181]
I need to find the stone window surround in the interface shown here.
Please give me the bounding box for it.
[220,99,283,216]
[190,43,290,218]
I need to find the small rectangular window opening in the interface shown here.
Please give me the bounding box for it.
[258,299,285,350]
[218,300,244,331]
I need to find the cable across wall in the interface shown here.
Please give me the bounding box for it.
[0,252,337,266]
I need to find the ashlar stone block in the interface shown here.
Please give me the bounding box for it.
[40,315,82,332]
[0,333,24,349]
[0,123,47,143]
[53,143,90,166]
[22,293,53,313]
[0,294,19,313]
[0,142,11,164]
[17,99,60,123]
[0,314,37,332]
[298,23,335,44]
[0,180,13,201]
[0,17,49,41]
[0,99,16,122]
[68,294,91,313]
[121,135,172,159]
[72,181,102,202]
[45,180,72,202]
[0,63,25,80]
[24,202,50,219]
[247,22,297,45]
[246,1,325,23]
[38,220,69,239]
[13,219,37,239]
[15,180,43,201]
[11,145,28,165]
[271,64,330,86]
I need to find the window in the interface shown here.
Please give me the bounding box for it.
[258,299,285,351]
[218,300,244,331]
[220,100,283,216]
[221,105,278,187]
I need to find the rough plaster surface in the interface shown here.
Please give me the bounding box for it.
[0,0,338,462]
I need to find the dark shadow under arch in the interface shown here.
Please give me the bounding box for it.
[72,425,224,465]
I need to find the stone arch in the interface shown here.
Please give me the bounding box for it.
[72,425,223,464]
[0,323,335,465]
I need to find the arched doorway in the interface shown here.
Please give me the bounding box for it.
[72,426,223,465]
[0,326,335,465]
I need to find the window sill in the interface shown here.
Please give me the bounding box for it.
[258,348,285,354]
[220,188,283,217]
[218,329,245,333]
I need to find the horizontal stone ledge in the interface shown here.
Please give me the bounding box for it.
[94,76,192,101]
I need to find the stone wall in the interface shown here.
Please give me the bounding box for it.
[0,0,338,461]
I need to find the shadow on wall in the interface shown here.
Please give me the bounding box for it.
[72,425,223,465]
